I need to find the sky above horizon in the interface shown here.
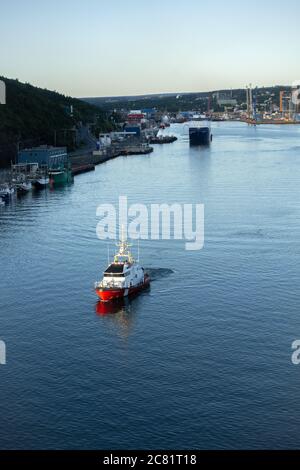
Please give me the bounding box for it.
[1,0,300,97]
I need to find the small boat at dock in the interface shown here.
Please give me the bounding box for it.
[149,135,177,144]
[15,181,32,194]
[33,176,49,189]
[0,185,15,201]
[49,166,73,186]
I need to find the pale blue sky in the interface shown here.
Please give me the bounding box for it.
[0,0,299,97]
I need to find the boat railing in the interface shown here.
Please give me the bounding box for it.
[95,280,123,289]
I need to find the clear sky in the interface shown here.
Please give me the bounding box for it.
[1,0,299,97]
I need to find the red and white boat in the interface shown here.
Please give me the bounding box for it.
[95,236,150,302]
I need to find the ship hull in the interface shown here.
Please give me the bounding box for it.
[189,127,211,146]
[96,276,150,302]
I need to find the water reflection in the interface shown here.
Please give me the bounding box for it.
[95,296,139,339]
[96,298,129,316]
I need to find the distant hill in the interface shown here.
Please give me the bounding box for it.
[83,86,289,113]
[0,77,112,167]
[83,92,188,105]
[83,92,209,112]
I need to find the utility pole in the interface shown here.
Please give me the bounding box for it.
[253,87,257,123]
[246,84,253,121]
[207,95,211,114]
[289,95,293,121]
[280,91,284,114]
[249,84,253,119]
[246,86,249,119]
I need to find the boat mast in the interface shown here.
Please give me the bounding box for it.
[107,242,110,265]
[115,224,134,263]
[121,224,126,243]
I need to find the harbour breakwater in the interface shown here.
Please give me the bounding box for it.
[242,118,300,125]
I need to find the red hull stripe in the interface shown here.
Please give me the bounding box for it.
[96,279,150,302]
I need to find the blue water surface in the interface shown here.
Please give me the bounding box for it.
[0,122,300,449]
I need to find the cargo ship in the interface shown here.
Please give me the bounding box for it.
[188,121,212,146]
[95,235,150,302]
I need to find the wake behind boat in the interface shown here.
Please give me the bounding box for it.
[95,236,150,302]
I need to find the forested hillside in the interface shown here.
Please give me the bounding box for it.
[0,77,113,167]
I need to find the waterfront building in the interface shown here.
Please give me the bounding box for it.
[141,108,156,119]
[127,111,145,124]
[213,91,237,107]
[18,146,68,169]
[124,125,141,136]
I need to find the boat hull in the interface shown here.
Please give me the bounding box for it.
[16,182,32,194]
[0,187,14,199]
[49,169,73,186]
[96,276,150,302]
[33,178,49,189]
[189,127,211,146]
[0,192,11,201]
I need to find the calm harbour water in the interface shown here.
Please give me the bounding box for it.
[1,122,300,449]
